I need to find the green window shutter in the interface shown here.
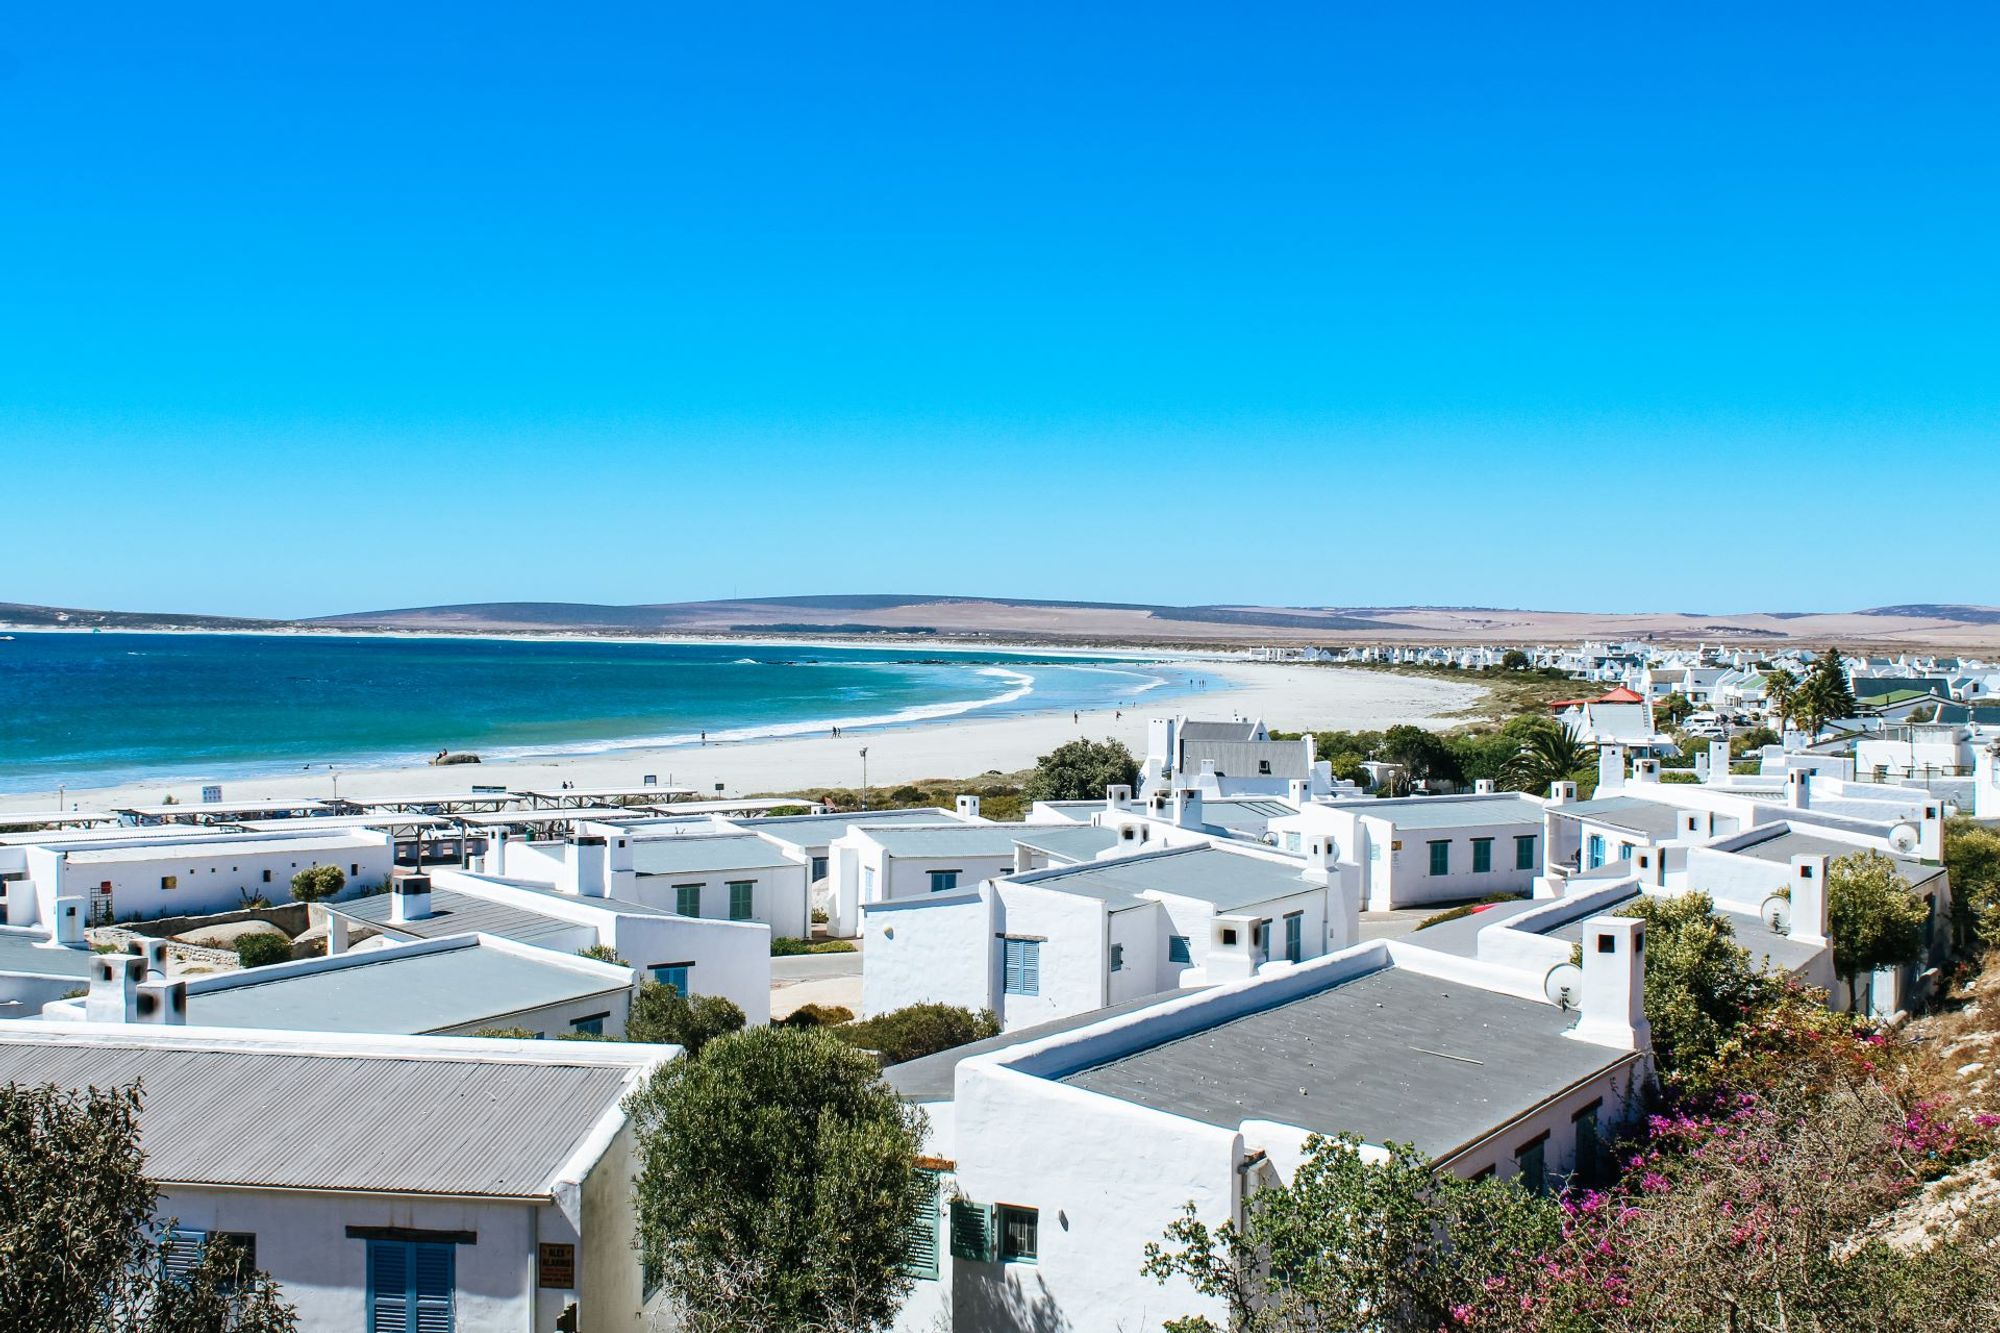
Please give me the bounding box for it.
[1515,835,1537,870]
[1428,840,1450,875]
[728,882,754,921]
[901,1170,941,1279]
[1472,838,1492,873]
[949,1199,996,1262]
[675,884,701,916]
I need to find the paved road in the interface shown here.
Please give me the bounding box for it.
[772,948,863,983]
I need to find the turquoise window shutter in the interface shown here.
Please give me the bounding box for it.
[162,1228,207,1288]
[368,1240,411,1333]
[413,1242,454,1333]
[901,1169,941,1279]
[949,1200,996,1262]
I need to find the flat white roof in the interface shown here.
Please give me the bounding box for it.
[237,814,453,832]
[63,832,382,864]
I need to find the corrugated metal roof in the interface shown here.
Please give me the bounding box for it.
[184,942,629,1034]
[631,834,794,876]
[1178,721,1259,743]
[863,826,1029,859]
[335,888,588,947]
[1556,797,1689,839]
[1349,794,1545,831]
[1181,740,1309,780]
[0,1037,635,1196]
[1013,845,1316,913]
[1731,828,1945,886]
[1060,967,1630,1157]
[1011,825,1124,862]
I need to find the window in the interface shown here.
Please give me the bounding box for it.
[1002,938,1040,996]
[351,864,360,877]
[727,881,754,921]
[1168,934,1192,965]
[163,1229,256,1289]
[1283,831,1301,853]
[674,884,702,917]
[1515,835,1536,870]
[1573,1102,1603,1187]
[1284,912,1303,963]
[862,866,877,897]
[367,1239,454,1333]
[929,869,961,894]
[570,1013,607,1037]
[1253,919,1271,961]
[998,1205,1039,1263]
[650,962,692,996]
[901,1169,941,1279]
[261,869,272,884]
[811,855,829,881]
[1257,759,1272,775]
[1618,842,1633,861]
[1472,838,1493,874]
[1586,834,1605,869]
[949,1200,995,1262]
[1109,942,1124,972]
[161,875,178,891]
[1515,1134,1548,1195]
[1428,840,1450,876]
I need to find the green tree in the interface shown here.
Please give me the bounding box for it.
[629,1026,929,1333]
[1500,648,1532,670]
[286,863,345,904]
[1378,724,1463,792]
[1827,849,1928,1004]
[1502,727,1592,796]
[1943,814,2000,950]
[1655,692,1695,728]
[835,1003,998,1064]
[1762,666,1799,730]
[234,933,292,969]
[1792,649,1857,735]
[1022,737,1141,803]
[625,980,746,1057]
[0,1081,298,1333]
[1616,893,1773,1088]
[1142,1134,1559,1332]
[1730,724,1780,757]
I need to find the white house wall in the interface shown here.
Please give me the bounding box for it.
[991,884,1109,1029]
[860,891,996,1018]
[25,837,393,928]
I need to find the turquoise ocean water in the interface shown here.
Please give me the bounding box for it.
[0,632,1184,794]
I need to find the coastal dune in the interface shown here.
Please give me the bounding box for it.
[0,664,1482,813]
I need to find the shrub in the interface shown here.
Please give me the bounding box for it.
[1022,738,1141,803]
[471,1026,539,1039]
[835,1003,999,1064]
[779,1003,857,1027]
[234,934,292,969]
[625,982,746,1058]
[287,864,345,903]
[770,936,857,956]
[576,944,625,964]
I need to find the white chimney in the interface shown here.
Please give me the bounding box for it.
[1473,778,1497,795]
[570,837,608,898]
[1918,800,1944,863]
[1786,768,1811,810]
[1172,787,1205,831]
[606,834,635,898]
[1202,914,1261,984]
[390,874,434,923]
[1633,848,1667,887]
[130,937,168,980]
[1632,759,1661,785]
[1693,750,1710,782]
[1300,834,1337,884]
[1105,784,1132,813]
[956,794,982,820]
[86,954,145,1023]
[1598,744,1627,793]
[1548,780,1578,805]
[1570,915,1650,1052]
[483,828,507,876]
[51,895,86,948]
[1708,741,1731,784]
[1787,855,1828,947]
[135,978,187,1025]
[1288,778,1313,806]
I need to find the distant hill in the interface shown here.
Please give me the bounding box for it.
[5,596,1999,648]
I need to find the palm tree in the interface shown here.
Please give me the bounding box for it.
[1504,729,1592,796]
[1763,667,1799,731]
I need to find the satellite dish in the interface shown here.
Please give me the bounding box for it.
[1888,823,1922,855]
[1544,962,1584,1009]
[1759,895,1792,932]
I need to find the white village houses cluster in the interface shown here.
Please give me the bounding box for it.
[0,642,1992,1331]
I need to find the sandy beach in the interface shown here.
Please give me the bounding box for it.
[0,663,1483,814]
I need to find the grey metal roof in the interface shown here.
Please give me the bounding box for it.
[1556,797,1689,840]
[0,933,97,980]
[184,944,629,1035]
[0,1036,635,1197]
[1059,967,1631,1158]
[743,808,958,833]
[1178,721,1260,743]
[1011,824,1124,862]
[1543,894,1823,976]
[1348,794,1545,831]
[885,990,1199,1102]
[1182,740,1309,781]
[862,826,1030,859]
[632,834,794,877]
[1730,827,1945,887]
[1013,845,1317,913]
[1195,798,1297,835]
[334,888,588,947]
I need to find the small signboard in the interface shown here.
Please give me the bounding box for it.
[200,785,223,804]
[537,1242,576,1289]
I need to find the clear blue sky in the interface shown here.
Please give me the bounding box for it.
[4,3,1995,618]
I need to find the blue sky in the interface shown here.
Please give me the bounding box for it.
[3,3,1995,618]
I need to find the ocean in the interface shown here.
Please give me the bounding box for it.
[0,632,1185,794]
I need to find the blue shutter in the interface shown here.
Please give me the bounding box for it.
[1168,935,1192,964]
[162,1228,207,1288]
[413,1243,454,1333]
[1022,941,1040,996]
[368,1241,411,1333]
[1002,939,1022,994]
[1285,914,1302,963]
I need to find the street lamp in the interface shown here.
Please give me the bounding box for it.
[859,748,870,811]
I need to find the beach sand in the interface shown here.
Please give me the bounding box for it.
[0,663,1484,813]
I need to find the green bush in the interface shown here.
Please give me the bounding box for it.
[626,982,747,1058]
[834,1002,998,1064]
[778,1003,857,1027]
[288,864,346,903]
[770,937,857,956]
[234,934,292,969]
